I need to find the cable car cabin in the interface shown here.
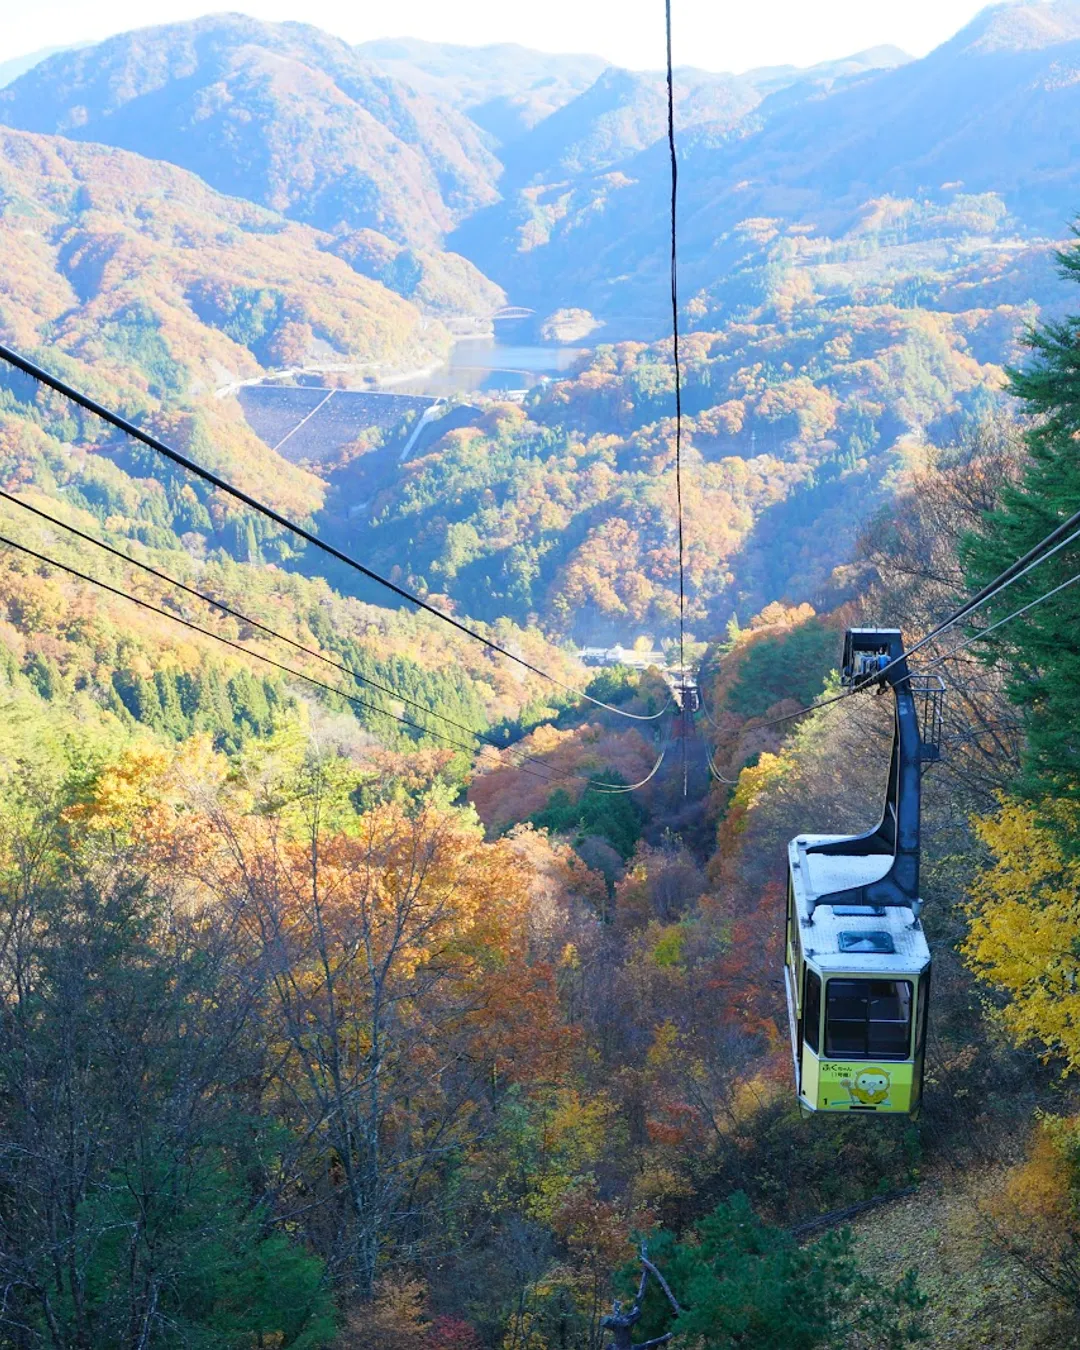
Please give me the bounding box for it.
[783,630,940,1117]
[784,847,931,1114]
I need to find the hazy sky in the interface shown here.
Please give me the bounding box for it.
[1,0,1000,71]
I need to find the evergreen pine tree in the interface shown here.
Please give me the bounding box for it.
[192,665,239,745]
[626,1192,925,1349]
[112,668,166,732]
[228,670,272,738]
[155,668,192,740]
[961,236,1080,831]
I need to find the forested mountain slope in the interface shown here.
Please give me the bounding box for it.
[2,3,1072,647]
[0,472,588,769]
[0,128,448,382]
[451,0,1080,322]
[0,125,465,518]
[0,45,83,89]
[5,4,1080,1346]
[342,292,1021,639]
[495,66,760,188]
[0,15,501,248]
[9,8,1069,335]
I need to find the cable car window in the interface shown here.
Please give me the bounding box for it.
[825,979,913,1059]
[786,881,795,969]
[837,931,895,954]
[803,969,821,1053]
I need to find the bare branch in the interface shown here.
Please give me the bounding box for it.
[640,1246,683,1315]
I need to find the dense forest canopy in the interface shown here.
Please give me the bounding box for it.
[2,2,1080,1346]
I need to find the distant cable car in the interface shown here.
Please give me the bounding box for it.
[784,630,943,1116]
[668,669,700,714]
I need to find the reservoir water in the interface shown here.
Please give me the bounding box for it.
[391,335,590,397]
[239,326,593,464]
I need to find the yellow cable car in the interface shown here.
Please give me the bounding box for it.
[784,630,941,1116]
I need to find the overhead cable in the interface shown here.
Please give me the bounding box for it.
[0,510,658,793]
[586,745,668,793]
[752,682,861,731]
[891,520,1080,674]
[704,742,739,786]
[0,343,670,723]
[698,690,723,731]
[664,0,687,675]
[0,488,566,782]
[927,505,1080,634]
[921,566,1080,673]
[803,517,1080,714]
[752,518,1080,731]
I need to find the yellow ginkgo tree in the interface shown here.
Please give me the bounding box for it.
[963,797,1080,1072]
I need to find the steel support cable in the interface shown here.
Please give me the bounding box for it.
[709,545,1080,764]
[586,744,668,794]
[0,488,570,784]
[0,343,671,723]
[751,683,862,731]
[0,513,650,794]
[919,566,1080,673]
[928,503,1080,634]
[652,478,1080,754]
[703,737,735,785]
[664,0,687,674]
[707,760,737,788]
[698,693,723,731]
[704,742,739,786]
[871,520,1080,687]
[750,519,1080,733]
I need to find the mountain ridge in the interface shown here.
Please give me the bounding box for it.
[449,0,1080,322]
[0,14,501,248]
[354,36,609,146]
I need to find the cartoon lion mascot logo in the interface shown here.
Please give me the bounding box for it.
[847,1068,891,1105]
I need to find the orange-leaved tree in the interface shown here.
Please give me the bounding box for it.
[202,750,566,1303]
[982,1114,1080,1314]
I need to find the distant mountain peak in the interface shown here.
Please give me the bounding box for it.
[844,44,912,67]
[948,0,1080,53]
[0,15,501,247]
[359,36,604,63]
[741,43,912,95]
[354,38,611,146]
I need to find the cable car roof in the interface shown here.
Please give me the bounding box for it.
[789,835,931,973]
